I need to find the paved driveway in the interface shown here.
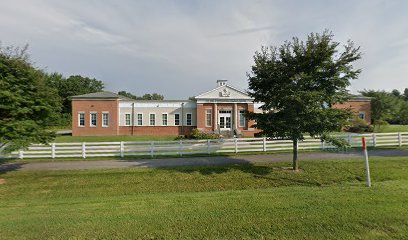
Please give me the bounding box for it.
[1,149,407,172]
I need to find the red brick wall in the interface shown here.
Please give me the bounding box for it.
[119,126,195,136]
[197,103,216,131]
[333,101,371,123]
[72,100,119,136]
[196,103,205,129]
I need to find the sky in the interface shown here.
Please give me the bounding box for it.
[1,0,407,99]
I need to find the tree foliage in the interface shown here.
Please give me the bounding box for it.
[118,91,164,100]
[47,74,104,115]
[247,30,361,170]
[0,44,61,152]
[360,89,408,125]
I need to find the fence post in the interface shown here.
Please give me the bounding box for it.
[263,137,267,152]
[321,140,325,150]
[234,138,238,153]
[82,142,86,158]
[207,139,210,155]
[179,140,183,157]
[120,141,124,158]
[398,132,402,147]
[51,143,56,159]
[18,150,23,159]
[150,142,154,157]
[347,134,352,146]
[372,133,376,148]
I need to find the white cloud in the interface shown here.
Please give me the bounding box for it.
[1,0,407,98]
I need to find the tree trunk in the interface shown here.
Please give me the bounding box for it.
[292,139,298,171]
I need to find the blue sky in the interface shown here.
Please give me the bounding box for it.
[1,0,407,98]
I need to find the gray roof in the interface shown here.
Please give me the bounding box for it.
[71,91,133,100]
[121,99,195,103]
[349,95,372,102]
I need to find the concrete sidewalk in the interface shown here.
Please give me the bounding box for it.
[1,149,407,172]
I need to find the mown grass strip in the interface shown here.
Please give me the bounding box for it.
[0,157,407,239]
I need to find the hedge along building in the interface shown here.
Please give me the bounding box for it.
[71,80,371,137]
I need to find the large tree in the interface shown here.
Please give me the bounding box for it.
[0,44,61,152]
[247,31,361,170]
[359,90,402,123]
[403,88,408,101]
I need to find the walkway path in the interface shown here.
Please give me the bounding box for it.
[1,149,407,172]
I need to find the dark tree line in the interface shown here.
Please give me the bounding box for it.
[118,91,164,100]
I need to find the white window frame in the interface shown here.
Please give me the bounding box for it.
[149,113,156,126]
[205,109,212,127]
[102,112,109,127]
[137,113,143,126]
[162,113,168,126]
[186,113,192,126]
[239,110,246,127]
[125,113,131,126]
[174,113,180,126]
[78,112,85,127]
[90,112,97,127]
[358,112,366,120]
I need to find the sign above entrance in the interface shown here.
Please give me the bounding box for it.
[194,81,254,102]
[220,88,231,97]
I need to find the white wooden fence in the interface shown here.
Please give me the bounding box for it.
[3,132,408,159]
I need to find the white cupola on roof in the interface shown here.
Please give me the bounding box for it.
[217,79,228,87]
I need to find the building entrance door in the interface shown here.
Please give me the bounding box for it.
[218,110,232,130]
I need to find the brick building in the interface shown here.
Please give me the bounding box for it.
[71,80,371,137]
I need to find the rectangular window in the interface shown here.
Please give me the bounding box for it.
[137,113,143,126]
[125,113,131,126]
[102,113,109,127]
[186,113,192,126]
[206,109,212,127]
[90,113,97,127]
[149,113,155,126]
[239,110,246,127]
[358,112,366,120]
[78,113,85,127]
[174,113,180,126]
[162,113,168,126]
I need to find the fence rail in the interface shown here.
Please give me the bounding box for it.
[3,132,408,159]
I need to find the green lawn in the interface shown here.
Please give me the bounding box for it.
[1,157,407,239]
[54,135,178,142]
[50,124,408,143]
[376,124,408,133]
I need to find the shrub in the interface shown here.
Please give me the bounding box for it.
[174,135,186,140]
[190,129,219,140]
[373,120,389,133]
[346,119,373,133]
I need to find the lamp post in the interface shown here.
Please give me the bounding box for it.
[181,102,184,136]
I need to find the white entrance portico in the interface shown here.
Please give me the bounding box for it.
[195,80,258,136]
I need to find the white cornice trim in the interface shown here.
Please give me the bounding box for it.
[195,84,252,99]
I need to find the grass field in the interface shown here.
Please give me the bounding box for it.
[377,124,408,133]
[54,135,178,142]
[1,157,407,239]
[50,124,408,143]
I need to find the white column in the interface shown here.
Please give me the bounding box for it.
[213,103,218,130]
[233,103,238,130]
